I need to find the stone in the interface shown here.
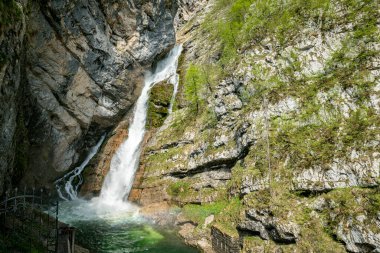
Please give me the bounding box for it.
[238,209,300,244]
[1,0,179,191]
[80,120,129,197]
[204,215,215,228]
[337,219,380,253]
[293,151,380,192]
[0,1,27,195]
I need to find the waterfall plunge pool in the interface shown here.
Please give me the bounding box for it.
[54,45,193,252]
[57,199,198,253]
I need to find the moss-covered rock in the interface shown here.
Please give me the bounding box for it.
[135,0,380,252]
[146,81,174,129]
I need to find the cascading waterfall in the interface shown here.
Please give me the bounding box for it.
[168,44,183,113]
[55,45,182,221]
[56,134,106,200]
[99,45,183,206]
[53,45,195,253]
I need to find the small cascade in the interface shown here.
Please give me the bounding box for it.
[56,134,106,200]
[99,45,183,206]
[168,44,183,113]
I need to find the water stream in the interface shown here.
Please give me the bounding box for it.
[55,134,106,201]
[99,44,182,205]
[55,45,194,253]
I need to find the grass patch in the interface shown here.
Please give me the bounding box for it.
[182,201,228,225]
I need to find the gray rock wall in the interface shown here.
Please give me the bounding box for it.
[0,0,27,195]
[0,0,179,193]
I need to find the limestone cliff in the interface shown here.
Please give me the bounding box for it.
[0,0,178,194]
[0,0,27,195]
[132,0,380,252]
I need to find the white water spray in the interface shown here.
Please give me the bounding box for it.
[56,134,106,200]
[99,45,182,206]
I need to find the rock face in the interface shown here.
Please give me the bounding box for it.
[293,151,380,191]
[238,209,300,244]
[129,0,380,252]
[0,1,27,195]
[337,218,380,253]
[0,0,179,192]
[79,120,129,198]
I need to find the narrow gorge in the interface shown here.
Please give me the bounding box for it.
[1,0,379,252]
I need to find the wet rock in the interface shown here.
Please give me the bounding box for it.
[176,213,215,253]
[139,201,177,226]
[80,120,129,197]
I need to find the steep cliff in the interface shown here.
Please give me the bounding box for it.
[133,0,380,252]
[0,0,178,194]
[0,0,27,196]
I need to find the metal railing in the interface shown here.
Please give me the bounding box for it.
[0,187,59,253]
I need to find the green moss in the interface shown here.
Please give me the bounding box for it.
[146,81,173,129]
[168,181,191,198]
[145,146,184,173]
[0,0,22,27]
[182,201,228,225]
[214,197,243,236]
[243,236,299,253]
[297,219,346,253]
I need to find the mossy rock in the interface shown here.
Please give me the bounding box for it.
[0,0,22,27]
[146,81,174,129]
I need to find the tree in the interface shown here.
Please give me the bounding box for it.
[184,64,205,114]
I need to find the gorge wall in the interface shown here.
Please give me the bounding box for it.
[131,0,380,252]
[0,0,178,195]
[1,0,380,252]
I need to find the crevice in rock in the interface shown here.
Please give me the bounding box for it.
[147,140,194,155]
[169,141,252,178]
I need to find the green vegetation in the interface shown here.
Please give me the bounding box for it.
[168,181,191,198]
[182,201,227,225]
[181,197,242,236]
[0,0,22,27]
[203,0,379,66]
[214,197,243,235]
[145,0,380,250]
[184,64,206,114]
[146,81,173,129]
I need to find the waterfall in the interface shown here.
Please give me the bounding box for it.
[56,134,106,201]
[99,45,183,205]
[168,44,183,113]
